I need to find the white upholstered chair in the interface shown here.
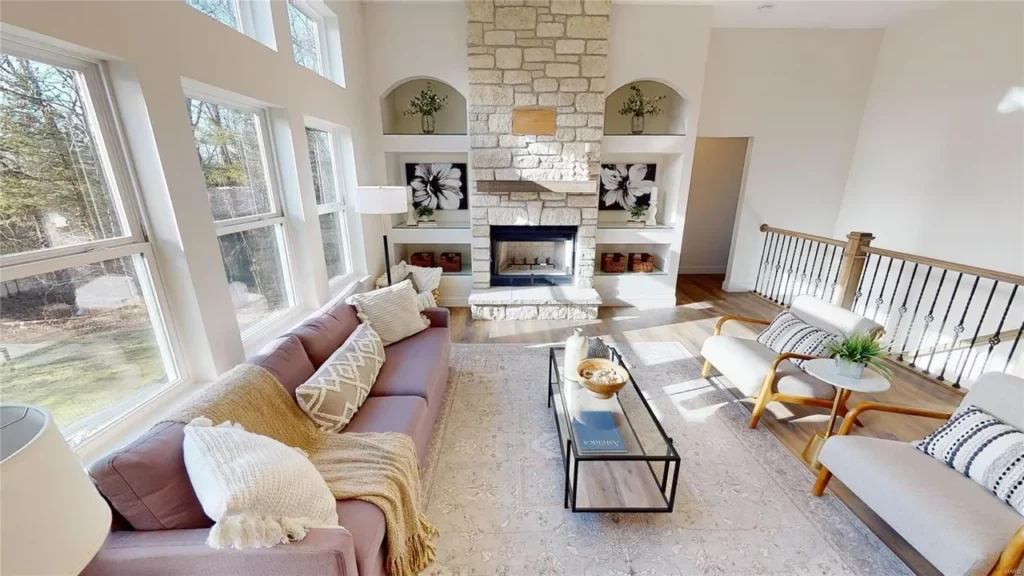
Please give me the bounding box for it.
[700,295,883,429]
[812,372,1024,576]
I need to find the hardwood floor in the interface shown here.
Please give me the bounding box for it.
[450,274,964,575]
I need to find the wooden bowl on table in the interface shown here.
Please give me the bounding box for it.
[576,358,629,399]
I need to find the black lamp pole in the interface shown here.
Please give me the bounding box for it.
[383,232,392,286]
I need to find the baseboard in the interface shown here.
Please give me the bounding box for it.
[598,295,677,309]
[678,265,727,275]
[721,280,754,293]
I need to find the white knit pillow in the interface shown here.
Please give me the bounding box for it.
[756,311,838,370]
[182,418,339,550]
[346,279,430,346]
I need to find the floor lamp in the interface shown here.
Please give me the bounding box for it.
[354,186,409,285]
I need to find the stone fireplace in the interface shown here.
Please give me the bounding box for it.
[466,0,609,319]
[491,225,576,286]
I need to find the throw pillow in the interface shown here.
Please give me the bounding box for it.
[182,418,339,550]
[346,279,430,346]
[755,310,838,370]
[915,405,1024,515]
[296,323,385,432]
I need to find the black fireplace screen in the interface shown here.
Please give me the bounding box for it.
[490,226,576,286]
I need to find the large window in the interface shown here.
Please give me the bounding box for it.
[288,1,323,75]
[187,97,295,334]
[305,127,349,283]
[186,0,241,30]
[0,47,180,435]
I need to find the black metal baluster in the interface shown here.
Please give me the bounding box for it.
[881,260,907,331]
[911,269,946,368]
[1003,315,1024,373]
[754,231,771,296]
[767,235,789,303]
[897,266,932,362]
[802,242,822,298]
[785,239,807,305]
[888,263,919,355]
[954,280,999,387]
[852,254,872,313]
[925,272,964,374]
[860,255,883,317]
[820,245,837,300]
[869,257,894,321]
[973,284,1016,376]
[756,232,777,296]
[938,276,979,382]
[772,236,796,304]
[828,245,843,302]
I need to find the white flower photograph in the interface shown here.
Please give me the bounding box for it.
[599,163,657,210]
[405,162,467,210]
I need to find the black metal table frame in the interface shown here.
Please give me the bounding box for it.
[548,346,681,513]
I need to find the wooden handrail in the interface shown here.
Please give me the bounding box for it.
[863,246,1024,287]
[758,224,846,247]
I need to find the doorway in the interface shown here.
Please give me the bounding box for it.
[678,137,749,275]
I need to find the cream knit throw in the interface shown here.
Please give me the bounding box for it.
[165,364,437,576]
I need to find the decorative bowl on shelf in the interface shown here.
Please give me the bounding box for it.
[576,358,629,399]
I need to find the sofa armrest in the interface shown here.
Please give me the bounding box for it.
[423,307,450,328]
[82,527,357,576]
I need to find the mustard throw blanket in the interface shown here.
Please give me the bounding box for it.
[165,364,437,576]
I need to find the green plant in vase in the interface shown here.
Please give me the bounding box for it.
[825,332,894,381]
[628,204,648,222]
[415,204,435,223]
[618,84,666,135]
[403,82,448,134]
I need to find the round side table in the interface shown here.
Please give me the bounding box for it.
[800,358,891,469]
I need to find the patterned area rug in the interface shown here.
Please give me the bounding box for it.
[418,343,912,576]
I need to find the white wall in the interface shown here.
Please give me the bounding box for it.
[680,137,749,274]
[834,2,1024,275]
[702,29,882,291]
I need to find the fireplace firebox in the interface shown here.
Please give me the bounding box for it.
[490,225,576,286]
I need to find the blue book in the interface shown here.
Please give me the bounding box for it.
[573,411,627,454]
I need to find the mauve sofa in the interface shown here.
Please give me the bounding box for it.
[83,300,451,576]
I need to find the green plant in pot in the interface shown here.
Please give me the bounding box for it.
[628,203,648,222]
[618,84,666,135]
[825,332,894,381]
[415,204,435,223]
[403,81,448,134]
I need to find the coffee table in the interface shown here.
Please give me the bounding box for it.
[548,346,680,513]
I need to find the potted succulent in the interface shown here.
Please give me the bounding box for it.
[403,81,448,135]
[618,84,666,135]
[825,332,894,380]
[415,204,435,224]
[627,204,648,227]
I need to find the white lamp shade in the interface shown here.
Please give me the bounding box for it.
[354,186,408,215]
[1,405,111,575]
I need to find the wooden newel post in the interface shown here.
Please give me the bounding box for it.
[834,231,874,309]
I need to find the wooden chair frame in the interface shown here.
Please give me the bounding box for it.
[701,315,854,429]
[811,401,1024,576]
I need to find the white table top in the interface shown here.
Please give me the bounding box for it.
[803,358,892,394]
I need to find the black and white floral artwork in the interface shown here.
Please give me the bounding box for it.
[598,163,657,210]
[405,163,468,210]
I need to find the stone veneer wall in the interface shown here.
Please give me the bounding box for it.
[466,0,610,289]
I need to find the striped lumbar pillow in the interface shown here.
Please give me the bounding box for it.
[915,405,1024,515]
[755,310,838,370]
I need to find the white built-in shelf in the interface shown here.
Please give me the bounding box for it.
[389,223,472,244]
[442,261,473,276]
[601,135,687,155]
[596,225,677,245]
[381,134,469,154]
[594,268,667,276]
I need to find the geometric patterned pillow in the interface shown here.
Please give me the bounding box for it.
[755,310,838,371]
[914,405,1024,515]
[295,323,385,432]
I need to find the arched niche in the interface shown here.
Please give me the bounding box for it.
[381,78,467,135]
[604,80,686,136]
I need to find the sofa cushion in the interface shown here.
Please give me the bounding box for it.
[820,435,1024,576]
[292,303,361,369]
[89,422,209,531]
[346,280,430,346]
[701,335,836,399]
[250,334,315,396]
[297,324,385,432]
[370,327,451,408]
[345,396,429,462]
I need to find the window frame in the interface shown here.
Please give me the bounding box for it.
[288,0,344,85]
[184,91,299,339]
[287,0,325,76]
[304,122,353,288]
[0,38,189,440]
[184,0,277,50]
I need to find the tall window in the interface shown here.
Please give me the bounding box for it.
[0,47,180,435]
[187,97,294,335]
[288,1,324,75]
[305,127,349,282]
[186,0,241,30]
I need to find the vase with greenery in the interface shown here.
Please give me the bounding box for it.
[618,84,666,135]
[415,205,435,223]
[628,204,648,222]
[403,82,448,134]
[825,332,893,380]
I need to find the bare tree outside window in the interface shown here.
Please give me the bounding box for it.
[186,0,240,30]
[288,2,323,74]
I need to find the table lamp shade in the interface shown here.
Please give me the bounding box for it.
[354,186,408,215]
[1,405,111,575]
